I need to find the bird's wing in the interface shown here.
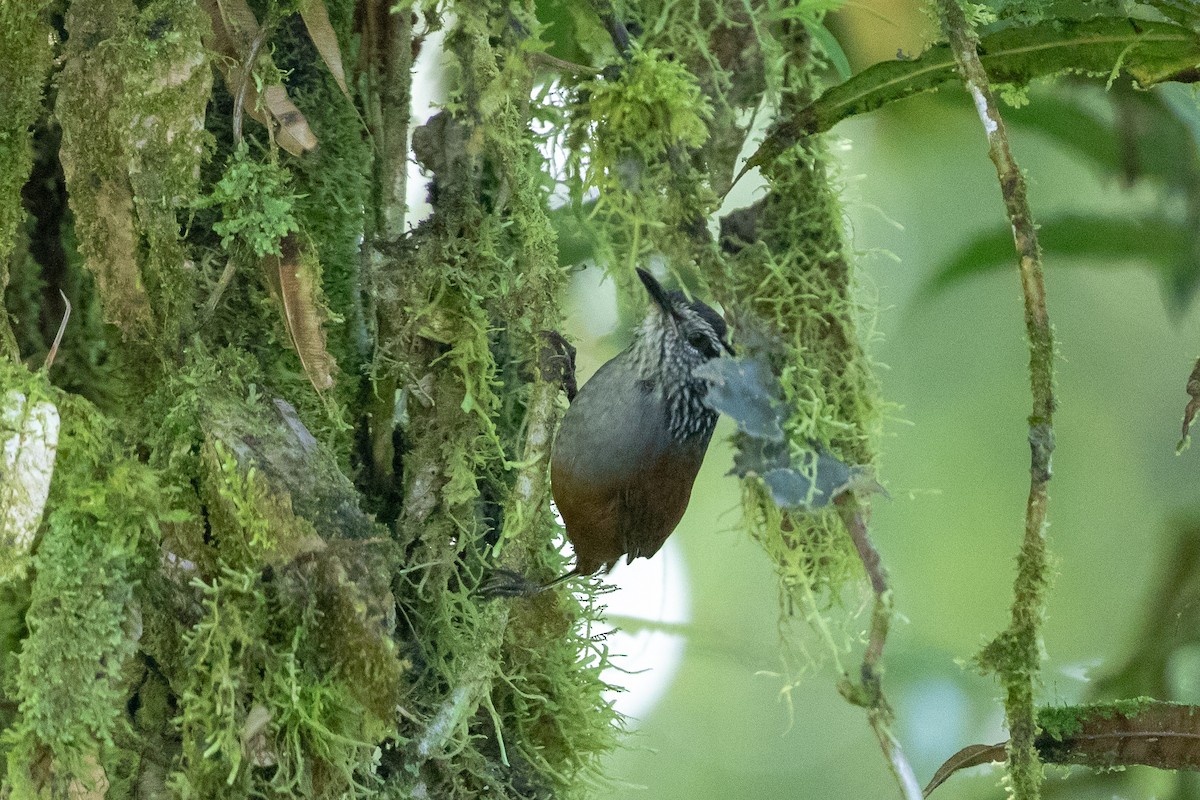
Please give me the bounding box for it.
[552,365,669,484]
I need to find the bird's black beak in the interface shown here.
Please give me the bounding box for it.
[720,337,736,357]
[636,268,679,320]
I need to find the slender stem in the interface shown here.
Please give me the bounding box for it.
[365,3,414,496]
[526,51,601,75]
[838,497,921,800]
[232,27,267,146]
[937,3,1055,798]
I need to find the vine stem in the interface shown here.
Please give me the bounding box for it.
[837,496,922,800]
[937,3,1056,799]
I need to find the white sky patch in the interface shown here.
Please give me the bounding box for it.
[595,539,692,722]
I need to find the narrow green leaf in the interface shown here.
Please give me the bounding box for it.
[922,214,1193,304]
[742,17,1200,176]
[807,21,853,81]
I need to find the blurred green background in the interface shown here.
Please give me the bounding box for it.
[550,3,1200,798]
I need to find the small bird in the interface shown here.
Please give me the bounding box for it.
[489,269,733,595]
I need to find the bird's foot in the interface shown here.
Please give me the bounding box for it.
[477,568,546,599]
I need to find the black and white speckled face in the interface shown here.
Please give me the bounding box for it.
[629,270,733,443]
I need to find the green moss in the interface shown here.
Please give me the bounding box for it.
[196,142,302,259]
[1037,698,1159,742]
[566,42,719,282]
[0,0,52,358]
[57,0,213,348]
[170,563,396,798]
[273,8,373,388]
[3,388,182,793]
[586,47,713,155]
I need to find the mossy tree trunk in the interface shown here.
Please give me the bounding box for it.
[1,1,878,798]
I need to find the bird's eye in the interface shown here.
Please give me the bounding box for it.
[687,331,713,355]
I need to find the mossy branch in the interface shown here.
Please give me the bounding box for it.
[362,2,415,505]
[937,2,1056,799]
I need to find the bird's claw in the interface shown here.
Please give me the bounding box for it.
[477,567,544,599]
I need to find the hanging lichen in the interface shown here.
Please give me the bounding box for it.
[722,30,883,671]
[566,41,720,284]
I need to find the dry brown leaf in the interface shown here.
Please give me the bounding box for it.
[1180,357,1200,452]
[264,233,336,392]
[298,0,351,100]
[923,743,1005,797]
[260,84,318,154]
[200,0,317,155]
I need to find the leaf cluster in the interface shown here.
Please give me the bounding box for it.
[195,141,303,258]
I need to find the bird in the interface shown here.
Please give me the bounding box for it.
[486,268,733,595]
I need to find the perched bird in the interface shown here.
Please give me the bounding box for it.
[489,268,734,596]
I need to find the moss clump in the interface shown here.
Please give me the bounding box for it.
[586,47,713,157]
[2,386,182,793]
[170,565,394,798]
[272,8,373,392]
[567,44,717,282]
[197,141,303,259]
[1037,698,1159,741]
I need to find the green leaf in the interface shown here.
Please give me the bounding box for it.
[921,214,1196,308]
[807,21,853,81]
[742,17,1200,175]
[1002,83,1200,191]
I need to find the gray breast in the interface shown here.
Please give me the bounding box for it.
[551,357,671,486]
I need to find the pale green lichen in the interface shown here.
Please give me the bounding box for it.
[586,47,713,154]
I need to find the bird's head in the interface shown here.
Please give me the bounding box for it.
[635,268,734,371]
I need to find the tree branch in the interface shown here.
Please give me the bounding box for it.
[838,496,922,800]
[937,3,1056,799]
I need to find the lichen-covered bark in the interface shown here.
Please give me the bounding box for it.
[57,0,211,350]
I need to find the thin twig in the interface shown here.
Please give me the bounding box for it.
[44,290,71,371]
[201,258,237,323]
[232,26,268,146]
[937,3,1055,799]
[838,496,922,800]
[589,0,633,58]
[527,50,601,75]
